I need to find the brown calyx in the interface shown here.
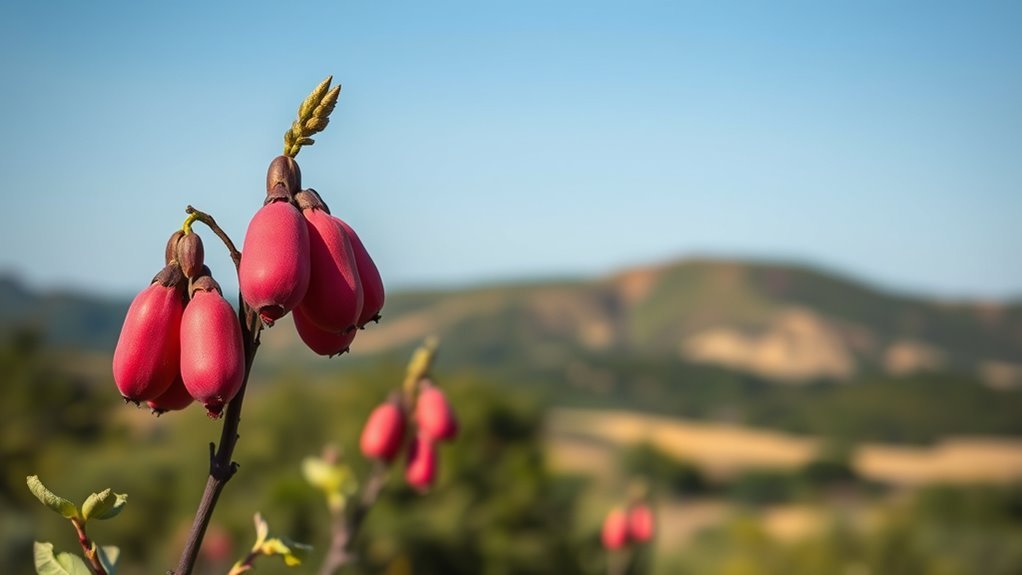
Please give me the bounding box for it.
[152,263,186,289]
[177,232,205,279]
[266,155,301,201]
[165,230,185,265]
[294,188,329,212]
[188,269,222,298]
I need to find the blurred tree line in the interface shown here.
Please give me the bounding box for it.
[4,329,1022,575]
[0,329,599,575]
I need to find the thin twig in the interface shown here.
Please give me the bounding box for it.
[173,207,262,575]
[318,460,389,575]
[184,206,242,268]
[70,518,107,575]
[607,548,635,575]
[227,549,260,575]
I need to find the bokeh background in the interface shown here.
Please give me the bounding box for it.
[2,1,1021,574]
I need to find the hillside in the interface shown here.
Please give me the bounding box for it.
[0,275,127,351]
[5,259,1022,387]
[259,258,1022,387]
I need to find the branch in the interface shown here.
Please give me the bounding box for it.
[227,549,260,575]
[70,518,107,575]
[184,206,242,270]
[173,207,263,575]
[607,548,635,575]
[317,460,389,575]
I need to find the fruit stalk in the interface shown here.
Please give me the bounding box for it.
[172,207,263,575]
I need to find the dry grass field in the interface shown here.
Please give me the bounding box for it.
[549,408,1022,552]
[547,408,1022,486]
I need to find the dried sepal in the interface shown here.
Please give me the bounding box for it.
[266,155,302,199]
[177,232,205,280]
[165,230,185,264]
[152,263,186,289]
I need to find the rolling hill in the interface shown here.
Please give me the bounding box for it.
[254,258,1022,386]
[4,259,1022,387]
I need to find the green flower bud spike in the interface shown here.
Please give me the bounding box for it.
[283,76,341,158]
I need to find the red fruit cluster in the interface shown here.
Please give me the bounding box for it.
[113,231,245,418]
[601,502,655,550]
[358,378,458,492]
[239,156,385,357]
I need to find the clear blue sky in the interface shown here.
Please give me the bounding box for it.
[1,1,1019,299]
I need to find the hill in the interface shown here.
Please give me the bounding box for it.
[262,258,1022,387]
[5,260,1022,443]
[5,259,1022,386]
[0,274,127,351]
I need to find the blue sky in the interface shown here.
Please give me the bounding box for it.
[1,1,1019,299]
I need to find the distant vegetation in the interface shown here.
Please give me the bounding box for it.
[5,322,1022,574]
[6,257,1022,386]
[6,257,1022,573]
[5,257,1022,447]
[0,330,587,575]
[548,357,1022,444]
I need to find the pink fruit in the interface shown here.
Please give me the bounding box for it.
[180,278,245,418]
[296,198,363,332]
[601,508,630,550]
[627,504,655,543]
[405,434,438,491]
[239,200,310,326]
[112,266,186,402]
[292,306,356,356]
[334,217,384,327]
[146,374,194,414]
[415,381,458,442]
[360,399,406,462]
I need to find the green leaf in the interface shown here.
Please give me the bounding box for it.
[300,457,335,491]
[260,537,313,567]
[96,545,120,575]
[301,457,357,494]
[33,542,91,575]
[252,513,269,550]
[302,457,358,512]
[280,537,312,567]
[26,476,79,519]
[82,489,127,520]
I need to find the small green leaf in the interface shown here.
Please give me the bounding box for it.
[96,545,120,575]
[260,537,313,567]
[27,476,78,519]
[82,489,127,520]
[252,513,269,550]
[33,542,91,575]
[302,457,358,512]
[281,538,312,567]
[301,457,336,491]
